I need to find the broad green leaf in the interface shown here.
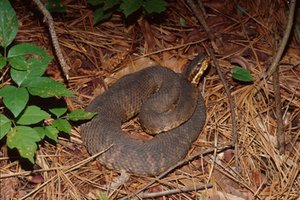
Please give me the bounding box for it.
[231,66,253,82]
[49,107,68,118]
[21,77,74,98]
[0,54,7,69]
[87,0,104,6]
[7,126,41,163]
[44,126,59,142]
[0,86,29,117]
[0,0,18,48]
[52,119,71,134]
[33,127,47,139]
[67,109,97,121]
[17,106,50,125]
[0,114,11,140]
[143,0,167,14]
[7,43,52,72]
[103,0,120,10]
[45,0,66,13]
[120,0,143,17]
[93,8,113,24]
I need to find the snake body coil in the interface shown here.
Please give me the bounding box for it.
[81,66,206,175]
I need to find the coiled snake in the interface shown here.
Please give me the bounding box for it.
[81,54,208,176]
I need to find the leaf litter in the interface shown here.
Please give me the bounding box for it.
[0,0,299,199]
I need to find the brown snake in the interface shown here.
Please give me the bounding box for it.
[81,55,208,175]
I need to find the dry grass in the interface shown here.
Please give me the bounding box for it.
[0,0,299,199]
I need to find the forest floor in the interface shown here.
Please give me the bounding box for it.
[0,0,299,199]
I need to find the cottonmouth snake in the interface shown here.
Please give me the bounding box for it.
[81,56,207,176]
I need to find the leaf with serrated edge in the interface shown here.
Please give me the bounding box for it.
[7,126,41,163]
[67,110,97,121]
[49,107,68,118]
[17,106,50,125]
[0,114,11,140]
[0,86,29,117]
[52,119,71,134]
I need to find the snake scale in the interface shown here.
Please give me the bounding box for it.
[81,63,206,176]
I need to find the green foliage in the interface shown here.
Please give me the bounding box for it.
[0,0,96,164]
[231,66,253,82]
[0,0,18,48]
[45,0,66,13]
[88,0,167,25]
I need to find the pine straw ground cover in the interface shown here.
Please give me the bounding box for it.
[0,0,299,199]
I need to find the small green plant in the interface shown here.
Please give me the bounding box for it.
[45,0,66,13]
[88,0,167,24]
[231,65,253,82]
[0,0,95,163]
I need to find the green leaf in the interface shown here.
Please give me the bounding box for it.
[45,0,66,13]
[87,0,104,6]
[33,127,47,139]
[67,109,97,121]
[7,126,41,163]
[21,77,74,98]
[49,107,68,118]
[45,126,59,142]
[0,114,11,140]
[52,119,71,134]
[17,106,51,125]
[0,0,18,48]
[231,66,253,82]
[7,43,52,72]
[0,54,7,69]
[179,17,186,27]
[143,0,166,14]
[0,86,29,117]
[103,0,121,10]
[93,8,113,24]
[120,0,143,17]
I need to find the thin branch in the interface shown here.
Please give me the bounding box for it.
[186,0,216,47]
[186,0,238,170]
[253,0,296,93]
[139,183,213,198]
[274,68,284,154]
[32,0,70,80]
[208,47,239,171]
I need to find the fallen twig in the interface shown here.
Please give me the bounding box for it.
[32,0,70,80]
[139,183,213,199]
[253,0,296,93]
[186,0,238,170]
